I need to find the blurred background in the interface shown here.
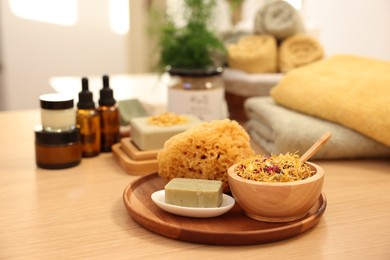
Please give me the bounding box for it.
[1,0,389,111]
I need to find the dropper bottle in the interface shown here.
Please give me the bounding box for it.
[98,75,120,152]
[76,77,101,157]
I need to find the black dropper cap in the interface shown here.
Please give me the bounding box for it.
[98,75,116,106]
[77,77,95,109]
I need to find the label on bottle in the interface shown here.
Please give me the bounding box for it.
[168,87,224,121]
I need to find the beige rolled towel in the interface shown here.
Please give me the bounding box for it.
[254,0,304,41]
[279,34,324,72]
[227,34,277,73]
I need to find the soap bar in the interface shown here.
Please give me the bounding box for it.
[165,178,223,208]
[118,99,148,126]
[130,114,202,151]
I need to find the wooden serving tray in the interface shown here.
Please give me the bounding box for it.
[112,143,158,175]
[120,137,159,161]
[123,173,327,245]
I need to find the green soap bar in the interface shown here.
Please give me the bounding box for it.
[165,178,223,208]
[118,99,148,126]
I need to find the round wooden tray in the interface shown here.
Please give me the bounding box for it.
[123,173,327,245]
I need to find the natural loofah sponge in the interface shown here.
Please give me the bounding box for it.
[157,119,255,192]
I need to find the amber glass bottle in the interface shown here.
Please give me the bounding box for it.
[98,75,120,152]
[76,77,101,157]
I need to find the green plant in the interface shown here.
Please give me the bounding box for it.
[156,0,226,70]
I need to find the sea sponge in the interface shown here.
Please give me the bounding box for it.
[157,119,255,192]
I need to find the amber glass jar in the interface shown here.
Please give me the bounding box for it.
[35,125,82,169]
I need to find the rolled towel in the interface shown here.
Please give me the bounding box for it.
[244,96,390,159]
[254,0,304,41]
[279,34,324,72]
[227,34,277,73]
[271,55,390,147]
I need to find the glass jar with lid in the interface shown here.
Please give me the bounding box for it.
[40,93,76,132]
[167,67,226,121]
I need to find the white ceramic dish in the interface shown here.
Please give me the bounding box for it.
[151,190,235,218]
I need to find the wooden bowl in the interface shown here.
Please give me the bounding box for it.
[227,162,324,222]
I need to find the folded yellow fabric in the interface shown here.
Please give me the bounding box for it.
[279,34,324,73]
[254,0,304,41]
[227,34,277,73]
[271,55,390,147]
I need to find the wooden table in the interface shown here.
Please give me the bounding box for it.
[1,110,389,259]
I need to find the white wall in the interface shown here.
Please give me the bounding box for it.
[1,0,390,111]
[303,0,390,61]
[0,0,129,110]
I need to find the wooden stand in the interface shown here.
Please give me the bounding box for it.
[112,138,159,175]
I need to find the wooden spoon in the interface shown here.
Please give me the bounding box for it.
[299,131,332,163]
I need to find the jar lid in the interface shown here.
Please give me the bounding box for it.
[35,125,80,145]
[40,93,74,110]
[167,66,223,77]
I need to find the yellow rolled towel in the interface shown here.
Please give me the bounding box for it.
[271,55,390,147]
[279,34,324,73]
[227,34,277,73]
[254,0,304,41]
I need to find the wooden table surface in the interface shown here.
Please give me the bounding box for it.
[1,110,389,259]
